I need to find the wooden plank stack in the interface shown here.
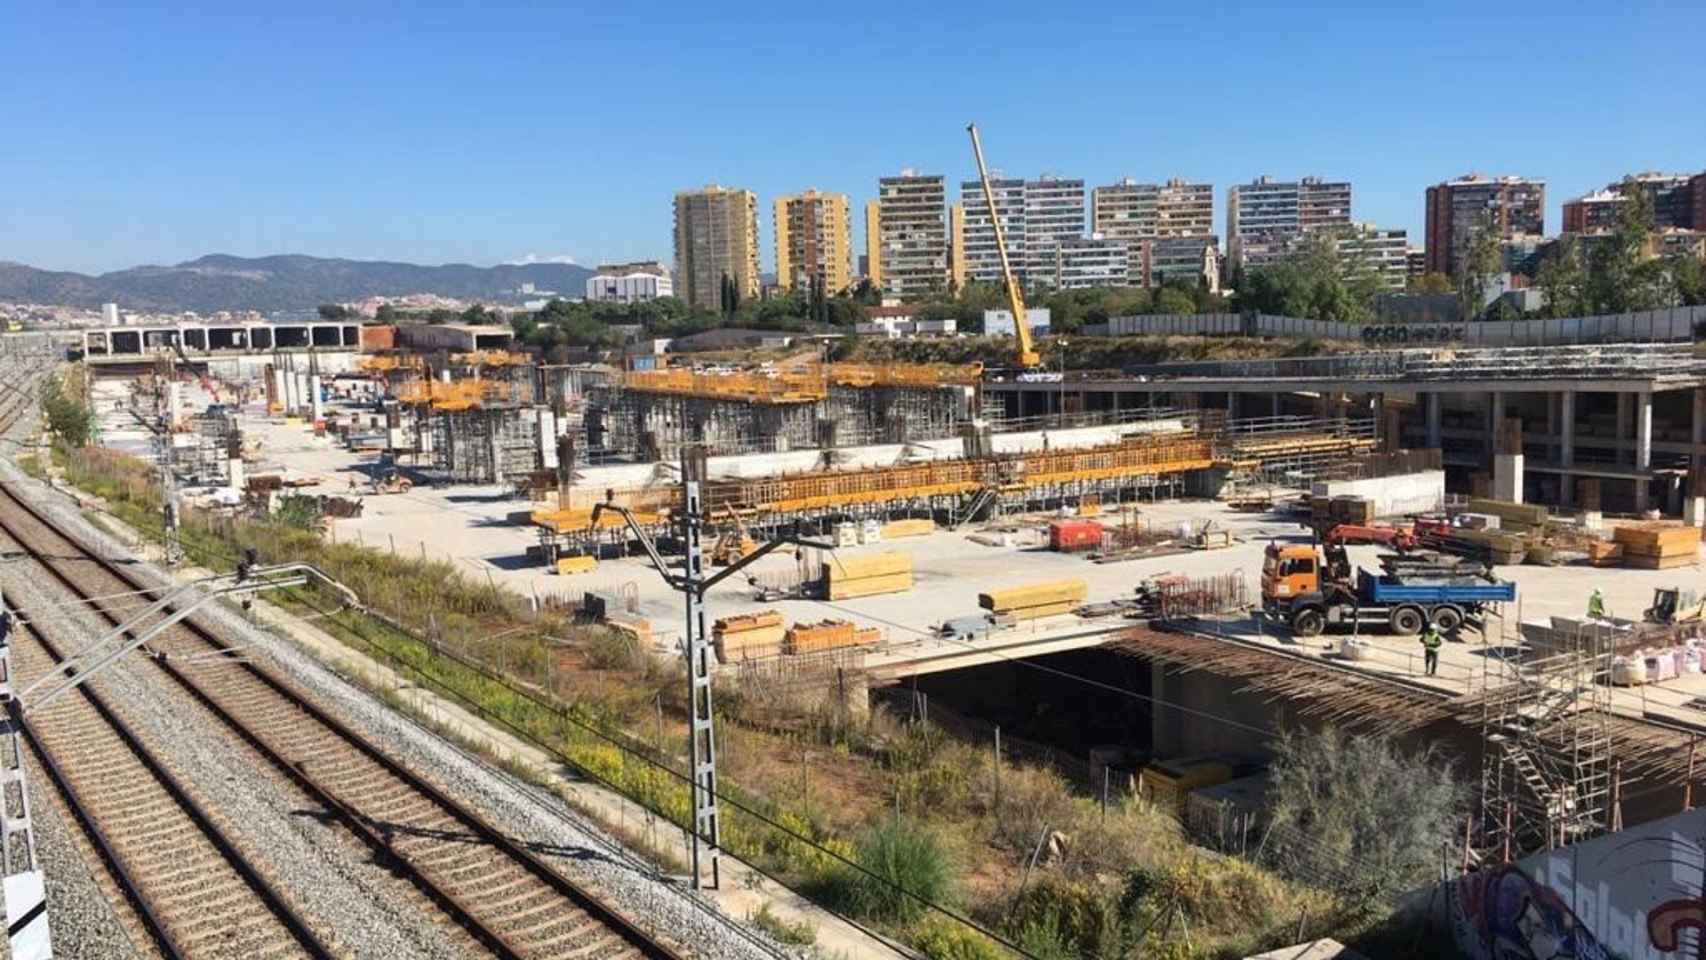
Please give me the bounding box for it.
[783,619,881,654]
[824,552,914,600]
[1466,498,1549,534]
[880,518,935,539]
[713,610,785,662]
[978,579,1089,621]
[1613,523,1702,570]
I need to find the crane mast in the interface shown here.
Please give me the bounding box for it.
[966,123,1040,368]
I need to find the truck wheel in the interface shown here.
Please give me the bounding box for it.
[1291,608,1326,637]
[1431,606,1464,631]
[1389,606,1425,636]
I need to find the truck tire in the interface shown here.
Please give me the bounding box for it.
[1430,605,1464,631]
[1291,607,1326,637]
[1389,606,1425,636]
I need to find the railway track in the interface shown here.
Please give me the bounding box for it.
[7,598,337,960]
[0,481,687,960]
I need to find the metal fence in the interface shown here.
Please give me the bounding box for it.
[1083,306,1706,347]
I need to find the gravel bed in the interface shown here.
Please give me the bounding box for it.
[15,760,147,960]
[0,455,793,960]
[0,553,474,960]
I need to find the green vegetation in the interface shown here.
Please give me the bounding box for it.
[1233,232,1387,325]
[816,816,954,924]
[748,902,817,947]
[845,332,1355,372]
[1530,176,1706,317]
[1261,727,1466,908]
[39,365,94,448]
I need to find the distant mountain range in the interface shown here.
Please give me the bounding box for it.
[0,254,596,315]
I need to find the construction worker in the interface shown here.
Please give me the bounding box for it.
[1419,622,1442,676]
[1588,588,1606,621]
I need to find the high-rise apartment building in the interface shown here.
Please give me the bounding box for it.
[1406,248,1428,281]
[1052,236,1129,289]
[875,172,948,299]
[772,190,850,294]
[585,261,673,303]
[1423,174,1545,277]
[864,199,882,287]
[1563,172,1700,234]
[672,185,759,312]
[1022,176,1086,288]
[1694,173,1706,237]
[1140,235,1221,292]
[1226,176,1352,275]
[1090,178,1212,282]
[1336,224,1409,291]
[956,176,1026,286]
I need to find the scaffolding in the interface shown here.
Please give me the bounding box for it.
[594,381,974,460]
[428,407,544,484]
[1474,613,1615,859]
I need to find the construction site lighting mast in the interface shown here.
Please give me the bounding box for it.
[967,123,1040,369]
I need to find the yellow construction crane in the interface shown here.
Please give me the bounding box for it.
[967,122,1040,368]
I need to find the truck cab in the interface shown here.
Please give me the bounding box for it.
[1261,543,1320,602]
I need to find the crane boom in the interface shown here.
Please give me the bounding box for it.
[966,123,1040,368]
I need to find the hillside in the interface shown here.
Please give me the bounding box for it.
[0,254,594,314]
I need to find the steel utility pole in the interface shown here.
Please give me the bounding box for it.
[593,450,832,890]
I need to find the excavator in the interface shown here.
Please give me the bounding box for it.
[967,123,1041,370]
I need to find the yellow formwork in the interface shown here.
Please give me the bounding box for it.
[619,369,825,404]
[826,552,913,580]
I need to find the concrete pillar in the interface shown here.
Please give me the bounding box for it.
[271,368,287,412]
[1488,392,1505,441]
[1617,392,1632,465]
[1693,387,1706,471]
[537,408,558,468]
[309,375,323,422]
[1493,453,1524,503]
[1636,391,1653,472]
[1559,390,1575,467]
[1686,496,1706,528]
[1151,663,1175,758]
[1227,391,1241,421]
[166,381,182,428]
[1425,392,1442,448]
[227,456,245,492]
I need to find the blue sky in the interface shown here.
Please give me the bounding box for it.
[3,1,1702,276]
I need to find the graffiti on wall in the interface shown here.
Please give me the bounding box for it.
[1446,807,1706,959]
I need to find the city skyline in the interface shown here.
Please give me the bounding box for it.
[3,2,1702,276]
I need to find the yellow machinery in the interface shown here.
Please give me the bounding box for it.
[967,123,1040,369]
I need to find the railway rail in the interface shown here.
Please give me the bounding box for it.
[6,595,337,960]
[0,480,687,960]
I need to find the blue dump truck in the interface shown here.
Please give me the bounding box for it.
[1261,542,1516,636]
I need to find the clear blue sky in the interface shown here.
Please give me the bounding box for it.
[3,1,1702,276]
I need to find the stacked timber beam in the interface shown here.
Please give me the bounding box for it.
[824,552,913,600]
[979,579,1088,621]
[1613,523,1702,570]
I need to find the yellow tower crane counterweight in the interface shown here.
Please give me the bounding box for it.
[966,123,1040,368]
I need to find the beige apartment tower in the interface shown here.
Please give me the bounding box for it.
[773,190,851,294]
[875,172,948,299]
[673,185,760,311]
[864,199,882,286]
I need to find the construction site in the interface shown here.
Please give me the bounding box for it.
[50,141,1706,958]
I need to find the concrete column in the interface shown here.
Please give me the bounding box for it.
[1150,662,1175,759]
[537,408,558,468]
[1636,391,1653,472]
[1559,390,1575,467]
[1227,391,1241,421]
[309,375,323,422]
[1693,387,1706,471]
[1425,392,1442,448]
[1617,392,1632,465]
[227,456,245,492]
[166,381,182,428]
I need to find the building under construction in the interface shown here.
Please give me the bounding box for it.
[589,363,981,460]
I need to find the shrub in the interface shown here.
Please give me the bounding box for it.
[817,816,953,924]
[1261,726,1466,906]
[749,903,816,947]
[1006,879,1121,959]
[913,920,1004,960]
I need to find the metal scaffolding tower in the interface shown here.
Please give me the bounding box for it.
[1477,614,1615,859]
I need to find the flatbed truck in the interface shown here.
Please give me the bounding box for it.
[1261,542,1514,637]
